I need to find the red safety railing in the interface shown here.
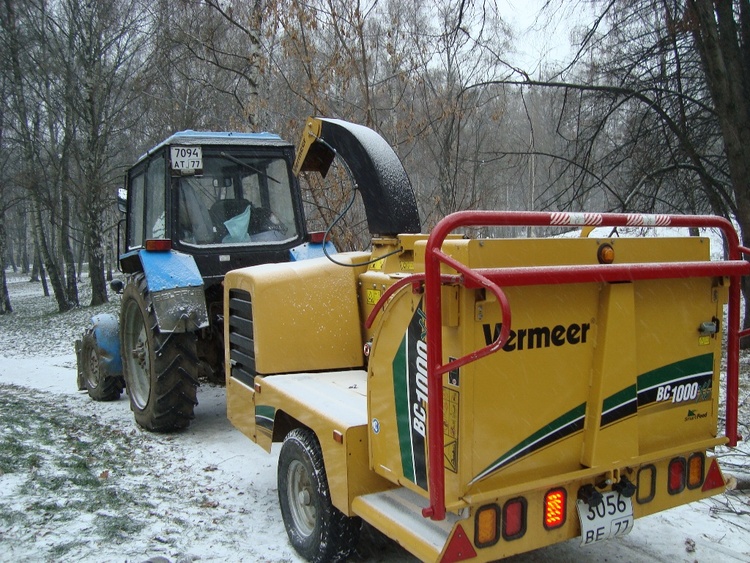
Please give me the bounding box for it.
[413,211,750,521]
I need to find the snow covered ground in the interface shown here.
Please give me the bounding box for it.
[1,266,749,563]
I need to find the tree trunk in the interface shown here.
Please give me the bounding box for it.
[31,195,70,311]
[690,0,750,346]
[60,172,79,308]
[20,219,28,274]
[30,243,40,282]
[86,203,109,306]
[0,211,12,314]
[33,239,49,297]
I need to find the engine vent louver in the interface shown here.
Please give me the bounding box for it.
[228,289,256,387]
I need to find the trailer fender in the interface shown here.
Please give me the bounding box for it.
[76,313,122,390]
[138,249,209,333]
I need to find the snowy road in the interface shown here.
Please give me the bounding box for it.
[1,354,748,562]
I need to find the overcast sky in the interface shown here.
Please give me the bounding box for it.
[499,0,595,74]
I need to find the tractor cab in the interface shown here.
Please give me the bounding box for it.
[120,131,308,285]
[76,129,329,432]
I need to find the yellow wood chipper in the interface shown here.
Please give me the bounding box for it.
[223,117,749,562]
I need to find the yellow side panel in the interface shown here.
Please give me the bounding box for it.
[223,253,369,375]
[366,235,725,510]
[226,375,259,446]
[367,286,428,494]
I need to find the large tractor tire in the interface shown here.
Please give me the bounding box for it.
[80,330,124,401]
[120,273,199,431]
[278,428,361,562]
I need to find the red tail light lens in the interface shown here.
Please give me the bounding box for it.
[308,231,328,244]
[668,457,686,494]
[502,497,527,540]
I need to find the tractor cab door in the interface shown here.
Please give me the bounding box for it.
[125,152,167,252]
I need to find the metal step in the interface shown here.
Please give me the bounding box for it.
[352,487,462,562]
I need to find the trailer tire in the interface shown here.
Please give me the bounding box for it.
[278,427,360,562]
[120,274,199,431]
[80,331,124,401]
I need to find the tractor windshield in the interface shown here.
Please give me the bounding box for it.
[176,152,299,247]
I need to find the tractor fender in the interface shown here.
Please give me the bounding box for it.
[137,249,209,333]
[76,313,122,390]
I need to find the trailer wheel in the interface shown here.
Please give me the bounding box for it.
[120,274,199,431]
[278,428,360,562]
[80,331,124,401]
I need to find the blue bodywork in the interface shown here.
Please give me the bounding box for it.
[289,241,337,261]
[129,248,204,291]
[88,313,122,375]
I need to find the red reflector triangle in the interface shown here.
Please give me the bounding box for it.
[441,524,477,563]
[702,458,725,492]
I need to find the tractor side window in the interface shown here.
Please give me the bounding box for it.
[128,172,145,249]
[264,158,297,234]
[145,157,166,239]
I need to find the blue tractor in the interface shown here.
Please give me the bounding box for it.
[76,130,333,431]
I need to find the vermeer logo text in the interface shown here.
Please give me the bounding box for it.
[483,322,591,351]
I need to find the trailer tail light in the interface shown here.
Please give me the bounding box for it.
[687,453,705,489]
[502,497,527,540]
[636,464,656,504]
[543,488,567,530]
[145,239,172,251]
[668,457,686,494]
[475,505,500,548]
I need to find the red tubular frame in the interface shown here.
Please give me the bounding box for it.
[419,211,750,521]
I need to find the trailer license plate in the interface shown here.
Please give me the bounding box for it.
[577,491,633,546]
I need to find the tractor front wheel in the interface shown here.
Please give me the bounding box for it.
[80,331,124,401]
[120,274,199,431]
[278,427,360,562]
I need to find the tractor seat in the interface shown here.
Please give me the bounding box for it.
[210,198,251,223]
[210,199,251,238]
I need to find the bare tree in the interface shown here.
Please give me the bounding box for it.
[1,0,75,312]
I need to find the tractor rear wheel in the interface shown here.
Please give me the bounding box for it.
[80,331,124,401]
[120,274,199,431]
[278,427,360,562]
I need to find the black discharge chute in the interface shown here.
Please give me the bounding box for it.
[294,117,422,236]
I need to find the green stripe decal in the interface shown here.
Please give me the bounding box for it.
[470,402,586,484]
[255,405,275,432]
[637,354,714,407]
[601,384,637,426]
[392,336,415,482]
[471,354,714,484]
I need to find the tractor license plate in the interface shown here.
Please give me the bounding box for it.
[577,491,633,546]
[170,146,203,172]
